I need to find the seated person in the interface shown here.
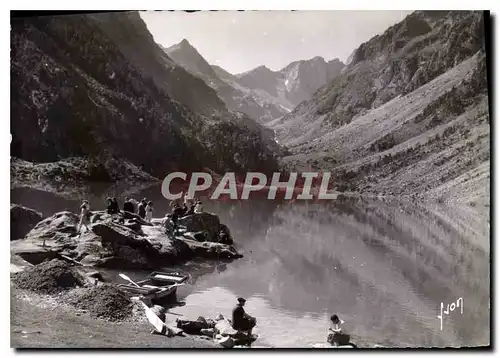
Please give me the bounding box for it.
[168,201,185,235]
[123,198,135,213]
[105,197,113,214]
[327,314,350,346]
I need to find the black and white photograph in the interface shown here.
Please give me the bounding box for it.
[9,9,491,349]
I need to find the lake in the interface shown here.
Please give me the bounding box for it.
[11,183,490,348]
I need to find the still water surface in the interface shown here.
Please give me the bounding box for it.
[11,184,490,347]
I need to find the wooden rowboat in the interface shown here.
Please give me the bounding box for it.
[117,271,189,302]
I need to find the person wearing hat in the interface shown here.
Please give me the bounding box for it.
[327,314,349,346]
[231,297,256,335]
[77,200,91,235]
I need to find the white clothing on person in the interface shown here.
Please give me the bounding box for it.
[78,202,91,233]
[183,194,193,208]
[329,318,345,334]
[145,205,153,222]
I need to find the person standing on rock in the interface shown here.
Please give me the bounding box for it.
[145,201,154,223]
[170,200,185,234]
[232,297,256,335]
[138,199,147,219]
[111,197,119,214]
[129,198,138,213]
[181,202,191,217]
[185,198,196,216]
[182,194,196,216]
[77,200,91,234]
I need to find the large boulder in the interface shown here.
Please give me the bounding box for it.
[177,212,234,244]
[141,225,192,263]
[25,211,79,242]
[11,210,242,269]
[11,211,87,265]
[177,238,242,260]
[88,222,156,269]
[215,318,238,336]
[177,213,221,241]
[10,204,44,240]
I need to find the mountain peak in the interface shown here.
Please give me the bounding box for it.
[179,38,191,46]
[311,56,326,62]
[164,38,222,86]
[328,58,345,66]
[236,64,274,78]
[256,65,272,72]
[166,38,197,54]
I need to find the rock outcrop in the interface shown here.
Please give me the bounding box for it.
[11,204,44,240]
[274,11,485,146]
[11,209,242,269]
[11,157,158,186]
[177,212,233,244]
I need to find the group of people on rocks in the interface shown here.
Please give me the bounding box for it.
[77,194,205,235]
[76,196,156,234]
[167,194,204,233]
[104,197,154,222]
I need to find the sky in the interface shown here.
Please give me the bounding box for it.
[140,10,413,75]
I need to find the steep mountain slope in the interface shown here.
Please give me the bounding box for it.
[212,65,238,83]
[236,57,345,110]
[164,39,344,124]
[273,11,485,145]
[164,39,288,124]
[273,11,489,209]
[279,57,345,106]
[11,12,280,179]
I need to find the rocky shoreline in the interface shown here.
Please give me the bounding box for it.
[11,157,159,185]
[10,201,247,348]
[11,285,219,348]
[11,204,242,269]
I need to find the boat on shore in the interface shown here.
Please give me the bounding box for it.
[117,271,189,303]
